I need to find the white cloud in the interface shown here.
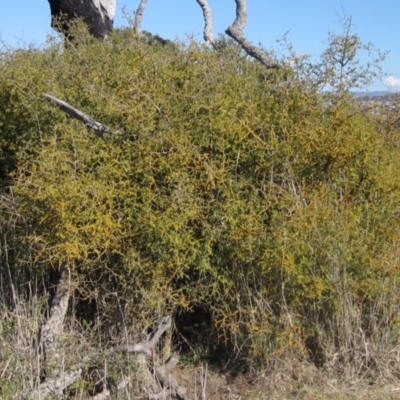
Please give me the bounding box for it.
[383,76,400,88]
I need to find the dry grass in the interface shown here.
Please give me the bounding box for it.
[1,296,400,399]
[173,362,400,400]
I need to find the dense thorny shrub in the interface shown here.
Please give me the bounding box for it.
[1,23,400,373]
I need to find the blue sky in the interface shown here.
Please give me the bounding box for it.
[0,1,398,91]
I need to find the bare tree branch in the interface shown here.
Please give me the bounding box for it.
[134,0,149,35]
[44,94,121,137]
[225,0,279,69]
[156,353,180,375]
[195,0,215,46]
[115,315,172,354]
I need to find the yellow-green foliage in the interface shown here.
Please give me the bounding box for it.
[1,26,400,369]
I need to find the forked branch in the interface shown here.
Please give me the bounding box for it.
[153,354,186,400]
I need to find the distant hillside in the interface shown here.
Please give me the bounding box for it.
[354,91,400,102]
[353,91,391,97]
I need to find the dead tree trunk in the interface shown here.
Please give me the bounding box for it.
[39,263,70,365]
[18,264,76,399]
[48,0,116,39]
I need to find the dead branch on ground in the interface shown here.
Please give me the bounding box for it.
[17,265,186,399]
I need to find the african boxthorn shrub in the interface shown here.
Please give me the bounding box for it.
[1,24,400,373]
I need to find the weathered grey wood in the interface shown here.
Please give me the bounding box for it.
[225,0,279,69]
[134,0,149,35]
[17,264,72,399]
[115,316,172,354]
[44,94,120,137]
[153,353,187,400]
[38,366,82,398]
[39,263,70,364]
[91,376,131,399]
[196,0,215,46]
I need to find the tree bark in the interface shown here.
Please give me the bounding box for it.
[48,0,116,39]
[115,316,172,354]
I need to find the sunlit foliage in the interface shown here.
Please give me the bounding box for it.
[1,24,400,371]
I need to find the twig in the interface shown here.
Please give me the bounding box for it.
[201,363,207,400]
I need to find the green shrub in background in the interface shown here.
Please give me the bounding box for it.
[1,24,400,375]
